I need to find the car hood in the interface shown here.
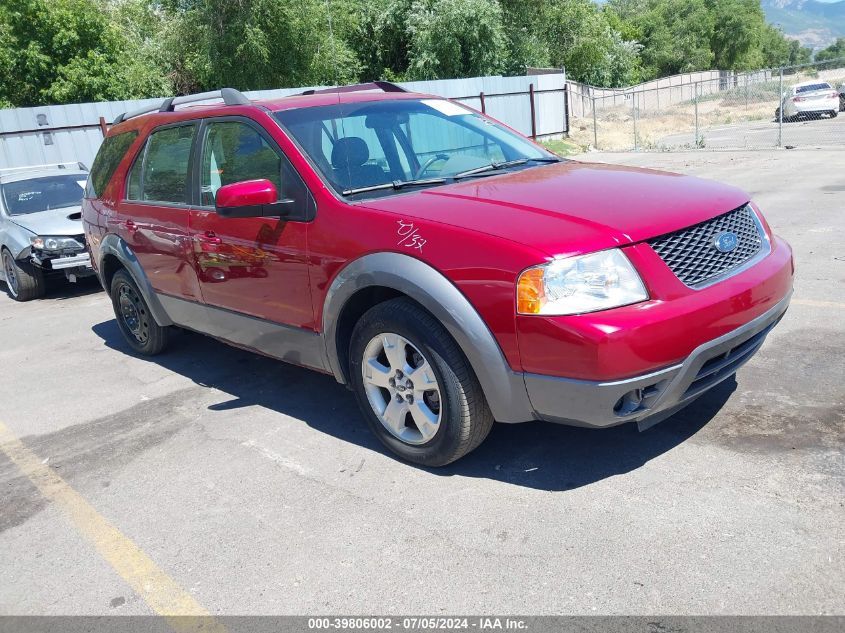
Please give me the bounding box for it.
[361,161,751,257]
[9,206,84,237]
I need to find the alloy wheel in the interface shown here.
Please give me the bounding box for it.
[2,252,19,297]
[361,333,442,445]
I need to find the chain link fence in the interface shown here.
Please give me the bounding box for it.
[567,58,845,151]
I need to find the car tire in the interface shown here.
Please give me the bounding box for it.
[110,269,170,356]
[2,248,45,302]
[349,297,494,467]
[830,110,838,118]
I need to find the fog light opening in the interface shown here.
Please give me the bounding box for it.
[614,387,646,416]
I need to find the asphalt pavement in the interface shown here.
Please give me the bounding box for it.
[0,149,842,617]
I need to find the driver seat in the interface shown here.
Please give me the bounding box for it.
[331,137,385,190]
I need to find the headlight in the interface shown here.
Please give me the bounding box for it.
[517,249,648,315]
[30,236,84,251]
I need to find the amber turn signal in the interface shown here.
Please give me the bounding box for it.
[517,267,546,314]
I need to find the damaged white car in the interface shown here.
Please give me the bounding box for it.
[0,163,94,301]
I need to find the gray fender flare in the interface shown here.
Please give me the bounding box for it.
[322,252,534,423]
[98,234,173,327]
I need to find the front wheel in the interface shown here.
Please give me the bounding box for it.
[349,298,494,466]
[110,269,170,355]
[2,248,45,302]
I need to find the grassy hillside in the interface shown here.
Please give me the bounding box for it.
[761,1,845,48]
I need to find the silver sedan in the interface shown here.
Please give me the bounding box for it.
[777,81,840,121]
[0,163,94,301]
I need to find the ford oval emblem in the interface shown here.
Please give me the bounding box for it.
[714,231,739,253]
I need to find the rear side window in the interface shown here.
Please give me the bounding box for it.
[86,131,138,198]
[127,124,196,204]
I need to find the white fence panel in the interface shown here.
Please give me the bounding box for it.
[0,73,567,170]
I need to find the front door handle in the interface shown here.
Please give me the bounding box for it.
[197,230,222,245]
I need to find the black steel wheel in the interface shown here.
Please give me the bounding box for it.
[110,269,170,355]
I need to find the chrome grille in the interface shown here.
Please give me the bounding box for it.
[648,205,764,287]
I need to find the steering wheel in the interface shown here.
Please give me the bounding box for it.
[413,153,449,180]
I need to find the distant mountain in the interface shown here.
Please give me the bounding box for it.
[761,0,845,49]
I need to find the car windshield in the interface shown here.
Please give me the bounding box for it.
[1,174,86,215]
[273,99,558,197]
[795,83,831,94]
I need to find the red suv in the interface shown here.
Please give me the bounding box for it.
[82,84,793,466]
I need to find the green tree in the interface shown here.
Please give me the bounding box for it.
[107,0,174,96]
[0,0,816,107]
[498,0,553,74]
[635,0,714,78]
[816,38,845,63]
[708,0,765,71]
[543,0,640,86]
[606,0,797,80]
[405,0,507,80]
[788,40,812,67]
[758,24,791,68]
[0,0,169,107]
[157,0,360,93]
[348,0,412,81]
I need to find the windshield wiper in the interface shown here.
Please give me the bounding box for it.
[340,156,562,194]
[342,177,446,196]
[453,157,561,180]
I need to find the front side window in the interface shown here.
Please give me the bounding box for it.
[199,120,307,209]
[2,174,87,215]
[127,124,196,204]
[274,99,554,197]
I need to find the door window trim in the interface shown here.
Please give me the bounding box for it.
[193,115,316,220]
[123,120,199,208]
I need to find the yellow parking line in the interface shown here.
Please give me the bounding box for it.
[792,299,845,309]
[0,420,226,633]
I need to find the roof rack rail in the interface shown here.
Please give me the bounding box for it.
[300,81,409,96]
[113,88,251,125]
[0,162,88,180]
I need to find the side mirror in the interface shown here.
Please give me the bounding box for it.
[215,179,296,218]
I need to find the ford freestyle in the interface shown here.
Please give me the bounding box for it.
[82,84,793,466]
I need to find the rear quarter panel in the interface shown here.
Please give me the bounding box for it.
[82,127,148,276]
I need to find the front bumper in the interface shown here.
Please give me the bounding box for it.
[31,252,92,271]
[524,291,791,429]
